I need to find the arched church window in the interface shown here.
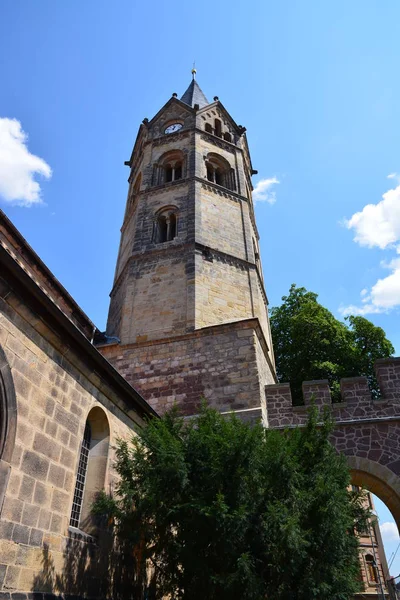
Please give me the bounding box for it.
[214,119,222,138]
[70,407,110,532]
[205,153,236,191]
[224,132,232,142]
[205,123,213,134]
[154,208,178,244]
[365,554,378,584]
[152,150,184,186]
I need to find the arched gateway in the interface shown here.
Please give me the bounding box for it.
[266,357,400,530]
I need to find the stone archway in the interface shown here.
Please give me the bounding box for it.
[0,343,17,512]
[348,457,400,533]
[265,357,400,532]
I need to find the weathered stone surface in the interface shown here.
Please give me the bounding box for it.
[0,257,143,597]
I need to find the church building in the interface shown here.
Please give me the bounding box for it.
[99,69,276,422]
[0,73,392,598]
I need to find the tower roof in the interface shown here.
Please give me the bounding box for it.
[180,78,209,108]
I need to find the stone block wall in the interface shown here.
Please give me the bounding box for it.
[100,318,275,418]
[0,282,144,598]
[194,252,253,328]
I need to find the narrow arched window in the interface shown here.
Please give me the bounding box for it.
[365,554,378,584]
[205,154,236,191]
[154,209,178,244]
[70,421,92,529]
[153,150,185,185]
[214,119,222,137]
[205,123,212,134]
[70,407,110,532]
[224,132,231,142]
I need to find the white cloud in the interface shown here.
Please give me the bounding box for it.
[340,254,400,316]
[380,521,399,542]
[344,181,400,249]
[340,176,400,316]
[253,177,280,204]
[0,118,52,207]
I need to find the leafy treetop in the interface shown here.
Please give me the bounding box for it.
[269,284,394,402]
[94,405,369,600]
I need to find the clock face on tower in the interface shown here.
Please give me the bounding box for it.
[164,123,183,134]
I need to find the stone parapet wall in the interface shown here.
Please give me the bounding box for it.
[265,358,400,532]
[265,358,400,429]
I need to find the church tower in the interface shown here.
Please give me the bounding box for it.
[98,72,277,420]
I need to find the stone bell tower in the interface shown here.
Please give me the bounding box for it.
[98,71,277,420]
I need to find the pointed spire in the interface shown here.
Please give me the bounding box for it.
[180,68,209,108]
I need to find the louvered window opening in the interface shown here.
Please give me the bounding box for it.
[70,421,91,528]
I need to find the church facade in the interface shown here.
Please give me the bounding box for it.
[0,75,397,598]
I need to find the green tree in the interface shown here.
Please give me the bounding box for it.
[94,405,368,600]
[270,284,394,402]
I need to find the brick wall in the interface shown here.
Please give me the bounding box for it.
[265,358,400,534]
[100,319,275,418]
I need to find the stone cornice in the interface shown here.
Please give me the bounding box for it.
[111,239,269,307]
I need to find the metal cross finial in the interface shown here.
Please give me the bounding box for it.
[191,61,197,80]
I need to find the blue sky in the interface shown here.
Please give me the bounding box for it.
[1,0,400,575]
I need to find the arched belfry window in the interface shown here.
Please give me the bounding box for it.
[224,132,232,143]
[152,150,184,186]
[70,407,110,532]
[205,123,213,134]
[214,119,222,138]
[205,153,236,191]
[154,207,178,244]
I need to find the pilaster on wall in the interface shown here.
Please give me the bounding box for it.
[265,357,400,429]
